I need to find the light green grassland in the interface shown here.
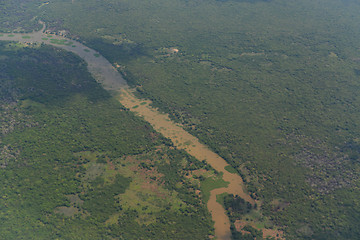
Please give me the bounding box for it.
[200,172,229,203]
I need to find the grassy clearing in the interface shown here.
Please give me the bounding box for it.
[94,53,100,57]
[49,38,67,45]
[216,192,229,206]
[7,34,14,37]
[54,206,79,217]
[84,49,90,52]
[20,99,46,111]
[224,165,237,174]
[42,37,48,40]
[183,140,192,146]
[108,152,189,226]
[116,180,185,225]
[22,36,31,39]
[200,172,229,203]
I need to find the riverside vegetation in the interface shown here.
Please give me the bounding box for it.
[1,26,268,238]
[1,0,360,239]
[0,27,274,239]
[0,42,216,239]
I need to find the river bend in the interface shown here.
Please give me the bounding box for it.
[0,24,255,240]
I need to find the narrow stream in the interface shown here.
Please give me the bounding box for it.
[0,25,256,240]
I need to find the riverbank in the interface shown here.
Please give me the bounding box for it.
[0,25,283,239]
[117,88,256,239]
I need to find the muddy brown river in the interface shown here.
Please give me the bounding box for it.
[0,24,260,239]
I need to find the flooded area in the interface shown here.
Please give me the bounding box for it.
[0,24,282,239]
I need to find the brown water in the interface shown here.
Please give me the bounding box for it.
[117,89,255,239]
[0,24,257,239]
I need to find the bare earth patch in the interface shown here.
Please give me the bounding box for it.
[54,206,79,217]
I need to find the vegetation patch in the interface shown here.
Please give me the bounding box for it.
[54,206,79,217]
[225,165,237,174]
[200,172,229,203]
[3,0,360,238]
[49,38,68,45]
[0,43,212,239]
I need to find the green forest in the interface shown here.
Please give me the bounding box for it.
[0,42,215,239]
[1,0,360,239]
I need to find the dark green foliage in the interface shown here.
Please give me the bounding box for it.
[157,149,210,207]
[232,225,263,240]
[7,46,107,105]
[85,38,147,65]
[109,210,211,240]
[3,0,360,238]
[36,0,360,238]
[219,194,257,239]
[82,175,130,222]
[0,43,212,239]
[0,1,43,32]
[223,194,252,216]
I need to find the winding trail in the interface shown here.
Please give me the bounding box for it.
[0,25,255,239]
